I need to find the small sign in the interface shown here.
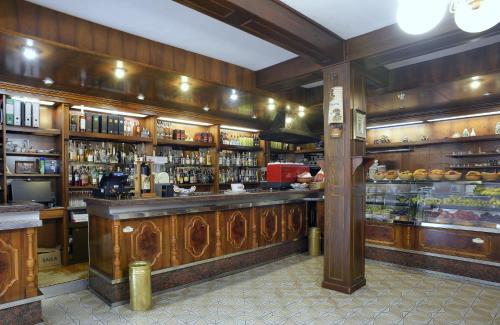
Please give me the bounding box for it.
[328,87,343,124]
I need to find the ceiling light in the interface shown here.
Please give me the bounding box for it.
[298,106,305,112]
[12,96,54,106]
[71,105,147,118]
[180,82,190,92]
[221,125,259,132]
[470,80,481,89]
[267,103,276,111]
[252,114,257,119]
[43,77,54,86]
[230,89,238,101]
[397,0,448,35]
[471,76,480,81]
[114,61,126,79]
[452,0,500,33]
[286,104,291,111]
[26,39,34,47]
[158,117,212,126]
[180,76,189,82]
[366,121,424,130]
[137,93,145,100]
[268,98,275,104]
[203,105,210,112]
[483,92,491,96]
[427,111,500,122]
[285,116,293,124]
[298,111,305,118]
[22,45,38,60]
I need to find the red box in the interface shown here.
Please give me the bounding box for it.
[266,163,309,188]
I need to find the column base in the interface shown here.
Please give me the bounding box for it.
[322,276,366,294]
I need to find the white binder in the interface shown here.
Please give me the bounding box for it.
[32,102,40,127]
[24,102,32,127]
[13,100,21,126]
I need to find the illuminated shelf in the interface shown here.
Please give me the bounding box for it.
[69,131,152,143]
[367,135,500,149]
[6,126,61,136]
[157,139,215,148]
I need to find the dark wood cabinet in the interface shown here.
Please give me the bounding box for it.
[285,203,307,241]
[256,205,283,246]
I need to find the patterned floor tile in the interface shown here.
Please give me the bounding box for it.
[41,255,500,325]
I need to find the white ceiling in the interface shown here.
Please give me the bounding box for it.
[281,0,399,39]
[27,0,297,70]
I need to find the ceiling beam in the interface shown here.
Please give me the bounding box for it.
[174,0,345,65]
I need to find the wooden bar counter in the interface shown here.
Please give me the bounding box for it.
[0,203,43,324]
[86,190,322,305]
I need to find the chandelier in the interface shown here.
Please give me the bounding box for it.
[397,0,500,35]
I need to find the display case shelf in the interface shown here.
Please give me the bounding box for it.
[157,138,215,148]
[446,152,500,158]
[367,134,500,149]
[6,151,61,157]
[6,125,61,136]
[69,131,152,143]
[7,173,60,177]
[220,144,261,151]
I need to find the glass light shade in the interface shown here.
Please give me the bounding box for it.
[23,46,38,60]
[397,0,448,34]
[454,0,500,33]
[180,82,190,92]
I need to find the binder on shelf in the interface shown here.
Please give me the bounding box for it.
[99,114,107,133]
[118,116,124,135]
[92,114,99,133]
[85,113,92,132]
[24,102,32,127]
[13,100,22,126]
[32,102,40,127]
[107,115,114,134]
[113,116,119,134]
[70,114,78,132]
[6,98,14,125]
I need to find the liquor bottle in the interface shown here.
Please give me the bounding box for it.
[91,168,98,187]
[206,151,212,166]
[78,142,84,162]
[69,166,74,186]
[135,122,141,137]
[74,168,81,186]
[183,169,189,183]
[87,144,94,163]
[81,168,89,187]
[79,112,86,132]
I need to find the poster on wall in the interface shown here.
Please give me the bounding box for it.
[328,86,343,124]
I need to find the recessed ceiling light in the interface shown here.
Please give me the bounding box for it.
[471,76,480,81]
[23,46,38,60]
[298,106,305,112]
[267,103,276,111]
[203,105,210,112]
[268,98,274,104]
[137,93,145,100]
[298,111,305,118]
[114,61,126,79]
[470,80,481,89]
[181,76,189,82]
[180,82,190,92]
[26,39,34,47]
[230,89,238,101]
[285,116,293,124]
[286,104,291,111]
[43,77,54,86]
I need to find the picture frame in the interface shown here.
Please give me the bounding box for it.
[15,161,37,174]
[353,109,366,140]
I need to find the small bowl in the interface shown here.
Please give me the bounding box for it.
[173,185,197,195]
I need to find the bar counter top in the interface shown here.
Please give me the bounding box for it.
[86,189,323,220]
[0,202,43,231]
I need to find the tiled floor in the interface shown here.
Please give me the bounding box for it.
[42,254,500,324]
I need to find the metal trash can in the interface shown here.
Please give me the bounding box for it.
[129,261,152,311]
[308,227,321,256]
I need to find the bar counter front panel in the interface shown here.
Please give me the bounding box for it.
[86,191,317,305]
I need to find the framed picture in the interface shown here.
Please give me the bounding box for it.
[15,161,37,174]
[353,109,366,140]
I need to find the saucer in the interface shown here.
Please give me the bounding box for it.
[224,189,247,195]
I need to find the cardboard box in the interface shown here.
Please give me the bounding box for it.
[38,247,61,269]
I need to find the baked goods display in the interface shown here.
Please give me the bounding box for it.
[444,170,462,181]
[428,169,445,181]
[385,170,398,180]
[373,171,386,181]
[465,171,481,181]
[398,170,413,181]
[413,169,428,181]
[481,172,498,181]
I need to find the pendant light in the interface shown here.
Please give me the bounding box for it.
[397,0,448,35]
[451,0,500,33]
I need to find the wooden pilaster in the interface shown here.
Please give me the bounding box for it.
[322,62,366,294]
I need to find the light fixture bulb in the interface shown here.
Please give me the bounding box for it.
[286,104,291,111]
[203,105,210,112]
[43,77,54,86]
[285,116,293,124]
[26,39,34,47]
[252,114,257,119]
[180,82,190,92]
[298,111,305,118]
[137,93,145,100]
[298,106,305,112]
[230,89,238,101]
[114,67,125,79]
[483,92,491,96]
[470,80,481,89]
[471,76,480,81]
[267,103,276,111]
[397,0,448,35]
[180,75,189,82]
[268,98,275,104]
[23,46,38,60]
[453,0,500,33]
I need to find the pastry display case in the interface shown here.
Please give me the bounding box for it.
[366,181,420,223]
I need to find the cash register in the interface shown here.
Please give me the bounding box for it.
[92,172,133,199]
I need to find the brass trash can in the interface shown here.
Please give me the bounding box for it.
[129,261,152,311]
[308,227,321,256]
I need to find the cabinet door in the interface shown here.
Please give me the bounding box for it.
[316,201,324,236]
[178,212,216,264]
[286,203,307,241]
[220,208,253,254]
[256,205,282,246]
[365,221,399,246]
[417,227,493,260]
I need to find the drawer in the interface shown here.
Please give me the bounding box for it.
[417,227,492,260]
[40,208,65,220]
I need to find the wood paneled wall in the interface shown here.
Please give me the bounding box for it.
[89,202,308,279]
[0,0,255,91]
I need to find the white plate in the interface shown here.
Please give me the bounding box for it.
[224,189,247,195]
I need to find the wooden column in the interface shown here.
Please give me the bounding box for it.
[322,62,366,294]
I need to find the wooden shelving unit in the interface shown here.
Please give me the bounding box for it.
[446,152,500,158]
[367,134,500,149]
[6,151,61,157]
[6,125,61,136]
[7,173,60,177]
[220,144,261,151]
[69,131,152,143]
[157,138,215,148]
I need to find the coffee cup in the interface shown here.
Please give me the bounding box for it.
[231,183,245,192]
